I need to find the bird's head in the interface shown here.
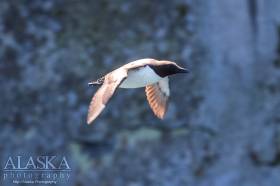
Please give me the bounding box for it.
[151,60,189,77]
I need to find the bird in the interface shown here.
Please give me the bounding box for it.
[87,58,189,124]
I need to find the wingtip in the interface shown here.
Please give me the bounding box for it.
[154,111,165,120]
[158,114,165,120]
[87,117,93,125]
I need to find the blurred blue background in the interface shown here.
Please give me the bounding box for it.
[1,0,280,186]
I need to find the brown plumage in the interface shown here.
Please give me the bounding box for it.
[145,78,169,119]
[87,68,128,124]
[87,58,188,124]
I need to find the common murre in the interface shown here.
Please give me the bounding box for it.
[87,58,189,124]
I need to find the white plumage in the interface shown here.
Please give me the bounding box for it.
[119,65,162,88]
[87,58,188,124]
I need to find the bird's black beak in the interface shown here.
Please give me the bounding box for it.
[177,67,189,73]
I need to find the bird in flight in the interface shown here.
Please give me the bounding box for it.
[87,58,189,124]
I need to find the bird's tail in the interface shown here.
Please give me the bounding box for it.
[88,81,101,86]
[88,77,104,86]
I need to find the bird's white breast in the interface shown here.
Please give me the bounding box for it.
[119,66,162,88]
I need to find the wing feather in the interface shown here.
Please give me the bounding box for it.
[87,69,127,124]
[145,77,169,119]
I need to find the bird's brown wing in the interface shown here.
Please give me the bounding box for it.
[145,77,170,119]
[87,69,127,124]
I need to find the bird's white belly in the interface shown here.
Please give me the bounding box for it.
[119,66,162,88]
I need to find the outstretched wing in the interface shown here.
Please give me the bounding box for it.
[87,69,127,124]
[145,77,170,119]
